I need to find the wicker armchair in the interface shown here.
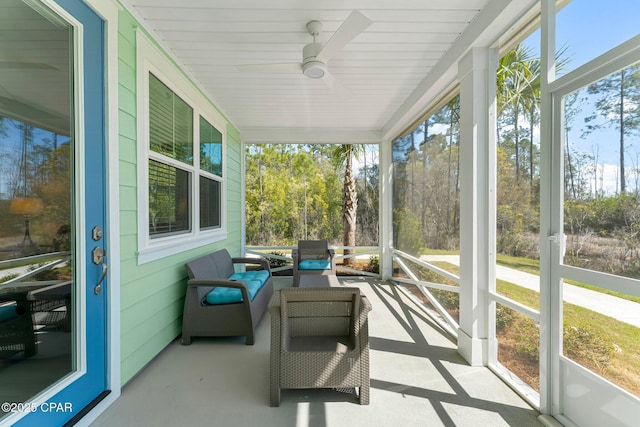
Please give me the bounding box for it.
[0,302,36,358]
[292,240,336,286]
[269,287,372,406]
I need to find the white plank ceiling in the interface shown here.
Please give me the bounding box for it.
[0,0,536,143]
[123,0,526,143]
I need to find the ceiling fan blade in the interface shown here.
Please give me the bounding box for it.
[316,10,372,62]
[235,62,301,73]
[322,71,350,98]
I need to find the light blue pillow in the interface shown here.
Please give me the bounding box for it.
[204,271,269,304]
[299,260,331,270]
[0,304,18,322]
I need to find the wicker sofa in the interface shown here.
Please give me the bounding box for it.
[269,287,372,406]
[182,249,274,345]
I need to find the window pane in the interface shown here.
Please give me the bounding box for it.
[391,96,461,326]
[560,61,640,398]
[149,74,193,165]
[392,96,460,258]
[149,160,190,236]
[495,44,542,306]
[556,0,640,77]
[200,176,221,229]
[200,116,222,177]
[562,282,640,398]
[562,62,640,278]
[496,304,540,392]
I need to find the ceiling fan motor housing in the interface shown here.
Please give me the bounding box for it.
[302,42,326,78]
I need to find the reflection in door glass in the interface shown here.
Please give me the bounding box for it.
[0,2,74,418]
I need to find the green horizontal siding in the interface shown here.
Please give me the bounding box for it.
[116,7,244,385]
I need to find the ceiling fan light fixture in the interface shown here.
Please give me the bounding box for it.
[302,60,326,79]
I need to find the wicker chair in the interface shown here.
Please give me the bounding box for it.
[0,302,36,358]
[292,240,336,286]
[269,287,372,406]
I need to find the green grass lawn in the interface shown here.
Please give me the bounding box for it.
[498,280,640,394]
[423,259,640,395]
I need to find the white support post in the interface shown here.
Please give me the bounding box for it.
[539,0,559,417]
[457,47,491,366]
[379,140,393,280]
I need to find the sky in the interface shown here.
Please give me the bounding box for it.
[524,0,640,195]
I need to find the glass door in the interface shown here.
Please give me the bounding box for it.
[0,0,107,425]
[550,57,640,427]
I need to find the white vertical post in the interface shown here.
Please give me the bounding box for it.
[457,47,491,366]
[379,140,393,280]
[486,48,499,367]
[539,0,559,417]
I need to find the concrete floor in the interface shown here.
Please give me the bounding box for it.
[90,278,542,427]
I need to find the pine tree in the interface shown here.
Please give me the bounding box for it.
[585,64,640,194]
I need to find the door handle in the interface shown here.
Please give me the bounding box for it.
[92,246,108,295]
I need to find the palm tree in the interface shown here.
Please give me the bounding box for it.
[330,144,364,267]
[497,44,537,183]
[498,44,569,190]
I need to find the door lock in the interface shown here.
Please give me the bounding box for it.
[92,246,105,264]
[92,246,108,295]
[92,226,103,241]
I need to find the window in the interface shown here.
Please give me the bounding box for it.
[199,175,220,229]
[148,74,193,237]
[199,116,222,230]
[137,34,226,263]
[148,159,191,236]
[200,116,222,176]
[147,73,224,238]
[149,74,193,165]
[556,0,640,77]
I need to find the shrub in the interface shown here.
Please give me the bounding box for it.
[496,305,517,331]
[563,324,615,373]
[0,273,19,284]
[367,255,379,274]
[513,316,540,362]
[430,288,459,310]
[267,251,291,269]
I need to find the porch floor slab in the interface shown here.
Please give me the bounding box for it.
[90,278,541,427]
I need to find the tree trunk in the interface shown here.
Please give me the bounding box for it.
[343,149,357,267]
[619,69,626,193]
[514,104,520,182]
[529,109,534,191]
[565,127,576,199]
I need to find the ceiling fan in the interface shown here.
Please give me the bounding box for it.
[236,10,372,94]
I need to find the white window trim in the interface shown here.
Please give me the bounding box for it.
[136,31,227,264]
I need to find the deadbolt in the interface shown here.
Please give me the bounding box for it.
[92,226,103,241]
